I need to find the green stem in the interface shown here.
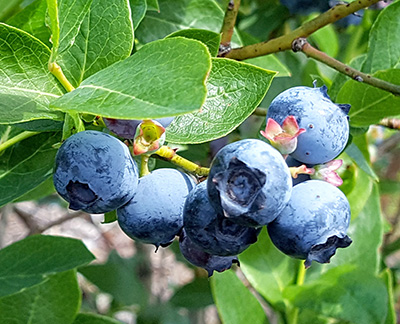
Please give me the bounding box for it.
[154,146,210,177]
[295,39,400,96]
[288,260,307,324]
[226,0,381,60]
[140,154,151,177]
[219,0,241,56]
[49,62,75,92]
[0,131,39,153]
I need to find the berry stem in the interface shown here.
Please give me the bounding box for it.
[225,0,381,60]
[140,154,151,177]
[289,260,307,324]
[154,146,210,176]
[48,62,75,93]
[219,0,241,56]
[295,39,400,96]
[0,131,39,153]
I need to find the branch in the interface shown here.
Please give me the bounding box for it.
[219,0,241,56]
[293,38,400,96]
[379,118,400,130]
[49,62,75,92]
[153,146,209,177]
[225,0,381,60]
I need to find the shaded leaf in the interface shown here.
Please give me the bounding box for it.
[211,270,269,324]
[130,0,147,29]
[170,277,214,309]
[337,69,400,126]
[284,266,388,324]
[51,37,211,119]
[13,176,55,202]
[0,235,94,297]
[345,142,378,181]
[0,23,64,124]
[245,55,291,77]
[0,270,81,324]
[239,228,297,310]
[380,268,396,324]
[6,0,50,46]
[166,58,276,144]
[73,313,122,324]
[79,251,148,306]
[167,28,221,57]
[136,0,241,46]
[310,19,339,58]
[0,132,61,206]
[362,2,400,73]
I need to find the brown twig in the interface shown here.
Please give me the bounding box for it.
[219,0,241,56]
[293,38,400,96]
[225,0,381,60]
[379,118,400,130]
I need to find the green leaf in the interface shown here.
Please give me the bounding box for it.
[170,277,214,309]
[0,270,81,324]
[46,0,93,60]
[337,69,400,126]
[146,0,159,11]
[0,0,23,21]
[362,1,400,73]
[0,131,61,206]
[310,19,339,58]
[244,55,291,77]
[211,270,269,324]
[167,28,221,57]
[166,58,276,144]
[0,235,94,298]
[327,183,382,274]
[329,54,366,101]
[12,119,64,132]
[55,0,134,88]
[136,0,241,47]
[103,210,117,224]
[73,313,122,324]
[284,266,388,324]
[239,228,297,310]
[6,0,51,46]
[13,176,55,202]
[130,0,147,29]
[0,23,64,124]
[345,142,378,181]
[79,251,148,306]
[51,37,211,119]
[380,268,396,324]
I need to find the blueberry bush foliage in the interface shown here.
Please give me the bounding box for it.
[0,0,400,323]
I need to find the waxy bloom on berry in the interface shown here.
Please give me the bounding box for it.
[260,116,306,155]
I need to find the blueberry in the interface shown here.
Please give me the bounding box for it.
[207,139,292,227]
[267,180,352,267]
[105,117,174,139]
[53,130,139,214]
[117,168,195,248]
[266,85,350,164]
[183,181,260,256]
[280,0,329,14]
[179,229,239,277]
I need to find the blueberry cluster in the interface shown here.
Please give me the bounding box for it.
[53,84,352,275]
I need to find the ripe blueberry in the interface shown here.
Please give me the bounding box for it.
[183,181,260,256]
[179,229,239,277]
[266,85,350,164]
[267,180,352,267]
[117,168,195,248]
[207,139,292,227]
[53,130,139,214]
